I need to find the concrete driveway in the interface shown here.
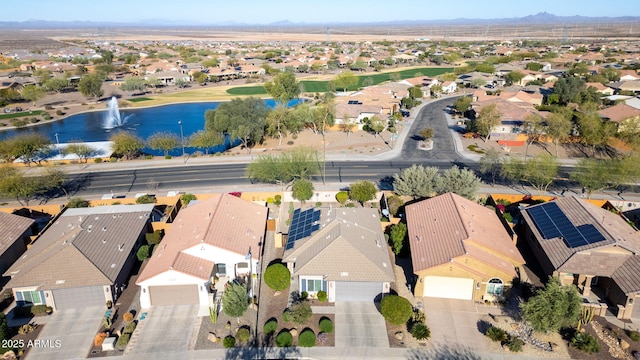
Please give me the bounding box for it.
[422,297,493,351]
[335,302,389,347]
[27,306,104,360]
[123,305,200,355]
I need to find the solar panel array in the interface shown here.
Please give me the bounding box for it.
[527,202,607,248]
[285,208,321,250]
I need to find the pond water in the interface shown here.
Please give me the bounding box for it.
[0,99,298,156]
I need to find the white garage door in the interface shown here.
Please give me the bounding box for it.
[423,276,474,300]
[335,282,382,302]
[149,285,199,306]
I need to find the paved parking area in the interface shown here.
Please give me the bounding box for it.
[124,305,200,355]
[422,297,493,351]
[27,306,104,360]
[335,302,389,347]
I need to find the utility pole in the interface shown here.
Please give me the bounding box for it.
[178,120,185,157]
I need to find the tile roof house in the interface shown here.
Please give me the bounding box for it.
[283,207,394,302]
[136,193,267,308]
[598,103,640,129]
[0,212,35,277]
[406,193,524,301]
[4,204,154,311]
[520,196,640,320]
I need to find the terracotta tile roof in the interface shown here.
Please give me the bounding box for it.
[598,103,640,122]
[406,193,524,273]
[521,196,640,271]
[0,212,34,255]
[137,193,267,283]
[4,204,153,290]
[283,207,394,282]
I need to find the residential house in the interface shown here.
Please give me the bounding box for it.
[520,197,640,320]
[440,81,457,94]
[4,204,154,310]
[598,103,640,132]
[586,82,615,96]
[0,212,35,276]
[282,207,394,302]
[136,193,267,308]
[619,70,640,82]
[471,97,541,140]
[406,193,525,301]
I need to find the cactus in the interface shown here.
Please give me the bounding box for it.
[577,306,595,330]
[209,302,218,324]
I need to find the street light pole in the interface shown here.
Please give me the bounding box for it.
[178,120,185,157]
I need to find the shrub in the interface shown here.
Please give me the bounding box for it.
[319,317,334,333]
[135,195,156,204]
[346,203,355,208]
[123,312,134,323]
[237,327,250,343]
[506,336,524,352]
[55,110,63,116]
[264,318,278,334]
[629,330,640,342]
[317,290,327,302]
[42,114,51,120]
[137,245,150,261]
[411,322,431,340]
[146,229,164,245]
[109,157,118,162]
[300,291,308,301]
[116,333,131,348]
[164,155,172,159]
[266,197,274,204]
[380,295,412,325]
[18,323,37,335]
[336,191,349,205]
[486,326,507,342]
[94,158,103,163]
[298,329,316,347]
[14,305,50,317]
[124,321,137,334]
[264,263,290,291]
[282,309,292,323]
[67,197,89,208]
[290,301,312,325]
[274,194,282,205]
[276,330,293,347]
[223,335,236,348]
[410,309,426,325]
[180,193,196,205]
[571,332,600,353]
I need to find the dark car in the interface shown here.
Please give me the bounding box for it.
[400,110,410,117]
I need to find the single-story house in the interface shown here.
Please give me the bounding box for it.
[136,193,267,308]
[4,204,154,311]
[0,212,35,276]
[520,196,640,320]
[406,193,525,301]
[282,207,394,302]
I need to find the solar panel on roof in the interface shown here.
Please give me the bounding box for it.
[527,202,608,249]
[285,208,322,250]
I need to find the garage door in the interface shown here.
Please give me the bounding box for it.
[423,276,474,300]
[149,285,199,306]
[53,286,105,310]
[335,282,382,302]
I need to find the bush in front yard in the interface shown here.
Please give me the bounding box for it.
[264,263,290,291]
[506,335,524,352]
[223,335,236,348]
[335,191,349,205]
[137,245,150,261]
[237,327,250,343]
[116,333,131,348]
[264,318,278,335]
[290,301,312,325]
[124,321,137,334]
[380,295,412,325]
[486,326,507,342]
[410,322,431,340]
[123,312,134,323]
[317,290,327,302]
[298,328,316,347]
[571,332,600,354]
[628,330,640,342]
[319,317,334,333]
[276,330,293,347]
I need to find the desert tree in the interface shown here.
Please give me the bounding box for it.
[479,148,502,185]
[521,277,581,333]
[205,97,268,153]
[61,143,97,163]
[291,179,314,204]
[435,166,481,200]
[501,154,559,194]
[545,110,573,156]
[110,131,145,160]
[349,180,378,205]
[392,165,439,199]
[147,132,180,157]
[264,70,300,105]
[222,282,248,322]
[333,70,359,92]
[476,103,501,141]
[187,130,223,155]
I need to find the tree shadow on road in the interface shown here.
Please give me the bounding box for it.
[407,343,483,360]
[223,346,301,360]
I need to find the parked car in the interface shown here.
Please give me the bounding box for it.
[400,110,410,117]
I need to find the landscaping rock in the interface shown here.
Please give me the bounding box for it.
[395,331,404,340]
[274,291,281,297]
[249,303,258,311]
[290,328,298,337]
[207,333,217,343]
[621,339,630,350]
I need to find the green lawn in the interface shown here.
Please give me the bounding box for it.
[127,97,154,102]
[0,110,45,120]
[226,67,453,95]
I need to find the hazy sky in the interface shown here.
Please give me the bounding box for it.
[2,0,639,23]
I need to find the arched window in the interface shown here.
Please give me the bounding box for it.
[486,278,503,296]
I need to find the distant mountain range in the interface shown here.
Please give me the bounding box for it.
[1,12,639,29]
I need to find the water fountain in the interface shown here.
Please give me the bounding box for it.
[103,97,132,129]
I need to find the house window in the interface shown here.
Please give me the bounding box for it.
[486,278,504,296]
[301,279,326,294]
[16,290,45,306]
[216,264,226,276]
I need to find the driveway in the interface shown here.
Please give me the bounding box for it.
[123,304,200,355]
[335,302,389,347]
[27,306,104,360]
[422,297,493,351]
